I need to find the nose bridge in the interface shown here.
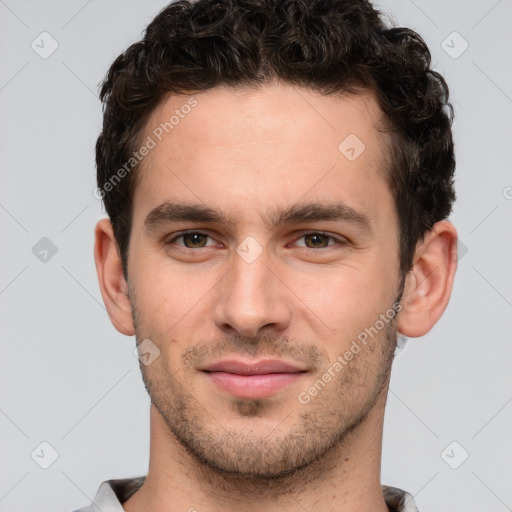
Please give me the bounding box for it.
[213,241,290,337]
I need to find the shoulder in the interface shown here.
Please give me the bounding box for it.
[71,476,146,512]
[382,484,420,512]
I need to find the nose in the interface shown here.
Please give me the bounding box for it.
[213,244,291,339]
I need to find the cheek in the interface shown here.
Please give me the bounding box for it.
[133,254,209,309]
[294,263,380,310]
[290,263,397,346]
[131,262,220,347]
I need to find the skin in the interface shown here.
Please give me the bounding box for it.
[94,81,458,512]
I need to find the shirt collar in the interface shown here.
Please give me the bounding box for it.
[75,477,420,512]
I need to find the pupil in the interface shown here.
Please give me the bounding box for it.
[307,234,327,248]
[186,233,205,247]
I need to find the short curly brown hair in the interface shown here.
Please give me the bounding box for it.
[96,0,456,278]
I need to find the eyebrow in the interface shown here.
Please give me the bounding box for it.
[268,202,372,233]
[144,201,373,234]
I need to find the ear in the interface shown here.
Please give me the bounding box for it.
[398,220,458,337]
[94,218,135,336]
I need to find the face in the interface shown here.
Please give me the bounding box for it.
[126,82,403,478]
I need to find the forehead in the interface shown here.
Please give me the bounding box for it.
[134,82,394,231]
[142,82,387,157]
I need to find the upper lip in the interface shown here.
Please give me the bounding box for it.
[202,359,307,375]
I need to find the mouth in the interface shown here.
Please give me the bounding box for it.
[201,359,308,399]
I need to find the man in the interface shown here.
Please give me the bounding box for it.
[78,0,458,510]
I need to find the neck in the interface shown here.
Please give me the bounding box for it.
[123,383,391,512]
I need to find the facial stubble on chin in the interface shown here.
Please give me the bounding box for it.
[130,291,402,485]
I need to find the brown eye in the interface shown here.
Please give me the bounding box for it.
[303,233,331,248]
[182,233,208,248]
[167,232,215,248]
[293,232,342,249]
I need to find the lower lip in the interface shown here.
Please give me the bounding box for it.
[204,371,306,399]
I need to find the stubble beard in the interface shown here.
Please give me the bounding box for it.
[132,309,399,489]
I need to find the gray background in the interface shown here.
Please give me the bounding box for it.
[1,0,511,511]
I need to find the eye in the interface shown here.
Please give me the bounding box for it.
[292,232,346,249]
[167,231,218,249]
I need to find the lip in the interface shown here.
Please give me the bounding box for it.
[202,359,308,399]
[202,359,306,375]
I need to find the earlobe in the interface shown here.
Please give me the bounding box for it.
[94,218,135,336]
[397,220,458,338]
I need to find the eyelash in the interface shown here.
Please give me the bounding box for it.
[165,231,347,250]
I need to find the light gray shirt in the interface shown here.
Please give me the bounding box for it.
[73,476,420,512]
